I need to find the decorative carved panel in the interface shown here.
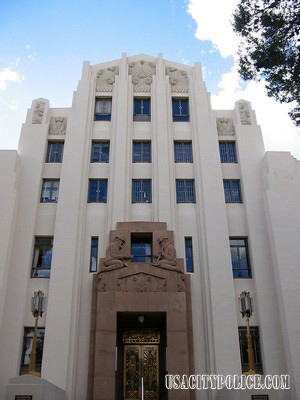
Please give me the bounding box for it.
[238,101,251,125]
[123,329,160,344]
[166,66,188,93]
[177,275,186,292]
[49,117,67,135]
[117,273,166,293]
[96,67,119,92]
[216,117,234,136]
[128,60,156,92]
[32,101,45,124]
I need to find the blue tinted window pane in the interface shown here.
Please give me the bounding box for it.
[219,143,227,162]
[172,99,180,115]
[228,143,237,162]
[88,180,98,202]
[230,238,251,278]
[185,238,194,272]
[134,99,142,115]
[223,180,231,203]
[90,237,98,272]
[132,180,151,202]
[142,142,151,162]
[99,180,108,202]
[142,99,150,115]
[232,180,241,202]
[91,142,110,162]
[47,142,64,162]
[133,143,142,162]
[131,240,152,262]
[180,99,189,115]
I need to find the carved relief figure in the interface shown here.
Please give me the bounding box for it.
[216,118,234,136]
[166,67,189,93]
[153,237,177,270]
[238,102,251,125]
[96,67,119,92]
[32,101,45,124]
[49,117,67,135]
[103,236,132,271]
[128,60,156,92]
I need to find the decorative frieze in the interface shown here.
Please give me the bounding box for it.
[216,118,234,136]
[49,117,67,135]
[32,101,45,124]
[238,101,251,125]
[117,273,166,292]
[128,60,156,92]
[96,67,119,92]
[166,67,188,93]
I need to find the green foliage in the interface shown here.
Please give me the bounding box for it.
[232,0,300,126]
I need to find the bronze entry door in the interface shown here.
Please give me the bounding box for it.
[123,330,159,400]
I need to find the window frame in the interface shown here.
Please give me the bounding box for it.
[172,98,189,122]
[91,141,110,163]
[40,179,60,203]
[132,179,152,203]
[20,326,45,375]
[46,141,64,163]
[94,98,112,121]
[133,97,151,121]
[133,141,151,163]
[176,179,196,203]
[131,233,153,262]
[219,141,237,163]
[223,179,242,203]
[31,237,53,278]
[230,237,252,278]
[88,179,108,203]
[238,326,263,373]
[174,141,193,163]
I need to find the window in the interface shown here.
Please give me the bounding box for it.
[219,142,237,163]
[31,237,53,278]
[172,98,189,121]
[185,237,194,272]
[176,180,196,203]
[90,237,99,273]
[94,98,112,121]
[223,179,242,203]
[88,179,108,203]
[133,98,151,121]
[133,141,151,163]
[131,233,152,262]
[40,179,59,203]
[132,180,152,203]
[230,238,251,278]
[20,327,45,375]
[174,141,193,163]
[239,327,263,373]
[91,141,110,163]
[46,141,64,163]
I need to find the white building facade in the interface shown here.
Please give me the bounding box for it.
[0,54,299,400]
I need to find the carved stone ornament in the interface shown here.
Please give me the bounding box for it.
[49,117,67,135]
[216,118,234,136]
[32,101,45,124]
[238,102,251,125]
[166,67,188,93]
[103,236,132,271]
[128,60,156,92]
[177,275,186,292]
[123,329,160,344]
[117,273,166,293]
[96,67,119,92]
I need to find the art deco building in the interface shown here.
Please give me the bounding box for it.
[0,54,299,400]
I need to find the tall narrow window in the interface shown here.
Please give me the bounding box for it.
[174,141,193,162]
[94,98,112,121]
[88,179,108,203]
[223,179,242,203]
[219,142,237,163]
[230,238,251,278]
[41,179,60,203]
[172,98,189,121]
[46,141,64,163]
[20,327,45,375]
[185,237,194,272]
[133,141,151,163]
[31,237,53,278]
[238,327,263,373]
[90,237,99,272]
[133,98,151,121]
[91,141,110,163]
[176,179,196,203]
[132,180,152,203]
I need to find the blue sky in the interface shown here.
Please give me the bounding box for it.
[0,0,299,157]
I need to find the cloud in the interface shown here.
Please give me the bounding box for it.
[187,0,239,58]
[7,100,18,111]
[0,68,23,91]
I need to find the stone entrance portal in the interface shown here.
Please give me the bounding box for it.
[88,222,195,400]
